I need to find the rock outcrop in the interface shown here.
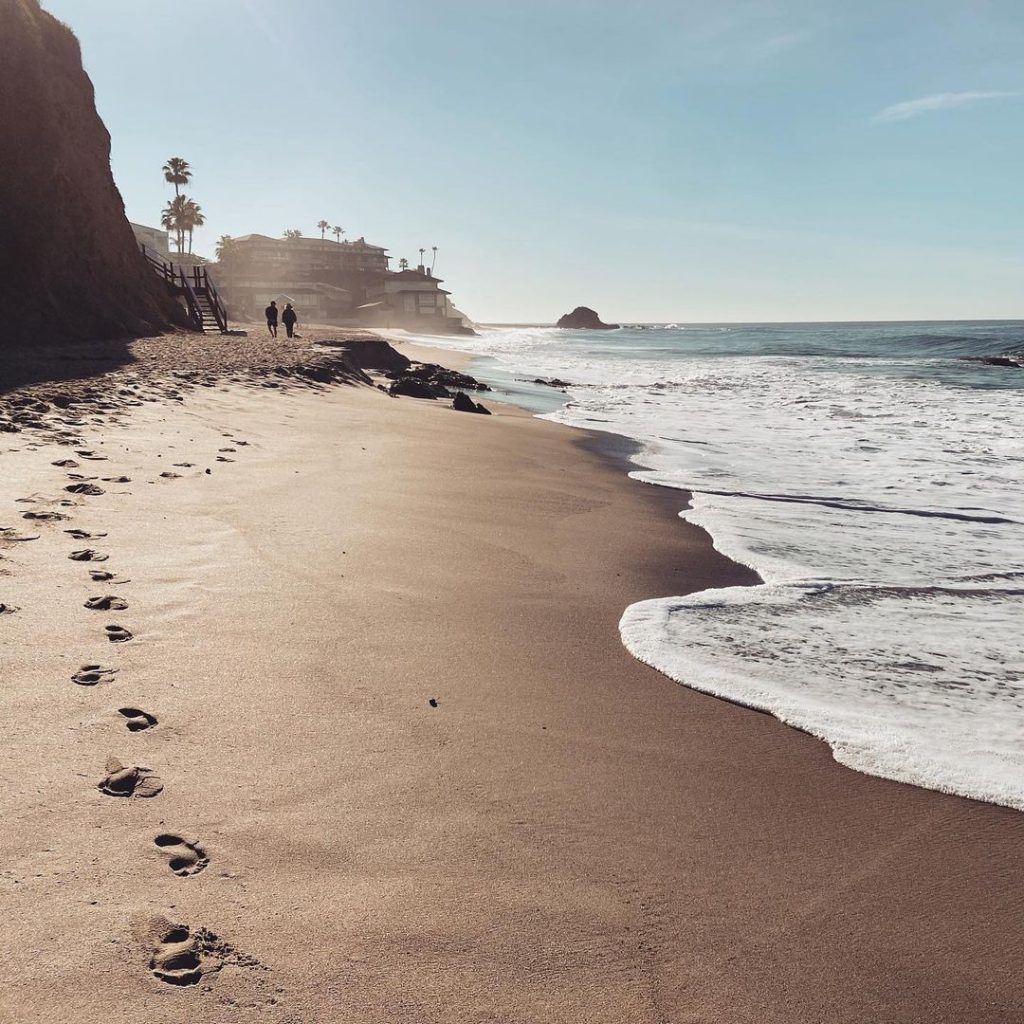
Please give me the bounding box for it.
[324,338,412,374]
[389,378,447,400]
[556,306,619,330]
[384,362,490,393]
[0,0,183,346]
[452,392,491,415]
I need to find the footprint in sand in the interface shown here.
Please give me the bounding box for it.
[84,595,129,611]
[52,458,79,468]
[218,447,236,453]
[148,923,209,986]
[0,528,40,543]
[98,757,162,798]
[89,569,129,584]
[215,456,234,463]
[65,483,105,496]
[22,510,69,522]
[72,664,118,686]
[119,707,158,732]
[159,471,181,479]
[69,549,108,562]
[146,918,257,987]
[65,529,107,540]
[154,834,208,876]
[0,603,18,615]
[172,462,194,468]
[101,475,131,484]
[105,624,133,643]
[75,450,108,461]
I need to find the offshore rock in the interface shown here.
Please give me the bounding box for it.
[556,306,620,330]
[960,354,1022,368]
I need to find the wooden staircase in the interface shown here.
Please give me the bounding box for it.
[139,243,229,334]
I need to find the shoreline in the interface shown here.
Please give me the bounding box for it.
[2,330,1022,1021]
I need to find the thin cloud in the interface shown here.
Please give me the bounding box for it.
[872,90,1019,123]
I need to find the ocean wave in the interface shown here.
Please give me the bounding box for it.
[401,320,1024,808]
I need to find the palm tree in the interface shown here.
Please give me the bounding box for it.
[215,235,237,263]
[282,229,303,240]
[184,200,205,254]
[160,194,190,253]
[398,258,409,271]
[418,247,425,268]
[162,157,192,196]
[332,225,344,243]
[430,246,438,274]
[317,219,330,240]
[160,203,178,253]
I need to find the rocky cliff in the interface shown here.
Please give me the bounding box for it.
[0,0,184,345]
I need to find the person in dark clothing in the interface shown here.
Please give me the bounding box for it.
[265,300,278,337]
[281,303,298,338]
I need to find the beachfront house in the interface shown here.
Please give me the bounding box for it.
[212,234,389,321]
[358,267,473,334]
[129,222,169,255]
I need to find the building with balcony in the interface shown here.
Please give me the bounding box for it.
[212,234,390,320]
[359,268,473,334]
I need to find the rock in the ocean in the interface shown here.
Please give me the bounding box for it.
[960,354,1022,368]
[452,392,491,415]
[556,307,619,330]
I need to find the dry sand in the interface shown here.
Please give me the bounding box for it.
[1,333,1022,1022]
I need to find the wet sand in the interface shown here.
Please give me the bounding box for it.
[1,334,1021,1022]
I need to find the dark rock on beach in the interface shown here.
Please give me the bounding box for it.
[385,360,491,401]
[556,306,620,330]
[384,362,490,392]
[452,391,491,415]
[531,377,575,389]
[324,338,412,374]
[389,378,450,400]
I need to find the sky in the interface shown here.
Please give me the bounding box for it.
[44,0,1024,323]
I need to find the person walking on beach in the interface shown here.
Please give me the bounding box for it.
[281,302,298,339]
[265,300,279,338]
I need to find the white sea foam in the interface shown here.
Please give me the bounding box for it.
[402,325,1024,809]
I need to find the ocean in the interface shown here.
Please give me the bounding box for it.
[403,321,1024,810]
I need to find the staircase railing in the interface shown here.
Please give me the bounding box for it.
[140,243,176,283]
[177,267,204,332]
[139,243,229,333]
[189,265,229,334]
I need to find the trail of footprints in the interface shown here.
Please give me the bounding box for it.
[2,430,261,990]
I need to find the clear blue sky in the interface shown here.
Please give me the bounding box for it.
[44,0,1023,322]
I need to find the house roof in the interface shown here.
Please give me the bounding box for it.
[231,233,388,253]
[390,269,444,282]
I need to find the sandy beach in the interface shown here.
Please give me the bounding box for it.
[2,331,1022,1023]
